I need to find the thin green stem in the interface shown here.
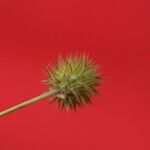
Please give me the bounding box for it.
[0,89,58,117]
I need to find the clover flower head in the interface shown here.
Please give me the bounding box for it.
[45,54,101,111]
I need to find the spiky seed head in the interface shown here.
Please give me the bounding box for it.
[45,54,101,111]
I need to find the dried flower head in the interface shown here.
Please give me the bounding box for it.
[0,54,101,117]
[45,55,101,111]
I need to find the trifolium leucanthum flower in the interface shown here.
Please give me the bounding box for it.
[0,54,101,117]
[44,55,101,111]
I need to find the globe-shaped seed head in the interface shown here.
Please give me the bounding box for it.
[45,55,101,111]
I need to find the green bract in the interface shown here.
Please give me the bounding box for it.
[45,55,101,111]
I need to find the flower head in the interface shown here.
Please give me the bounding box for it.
[45,54,101,111]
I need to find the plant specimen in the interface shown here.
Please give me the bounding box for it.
[0,54,101,117]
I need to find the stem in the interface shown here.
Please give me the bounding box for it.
[0,89,58,117]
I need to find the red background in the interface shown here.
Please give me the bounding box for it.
[0,0,150,150]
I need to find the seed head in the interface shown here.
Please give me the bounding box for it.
[45,55,101,111]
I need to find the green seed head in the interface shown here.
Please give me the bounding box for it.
[45,54,101,111]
